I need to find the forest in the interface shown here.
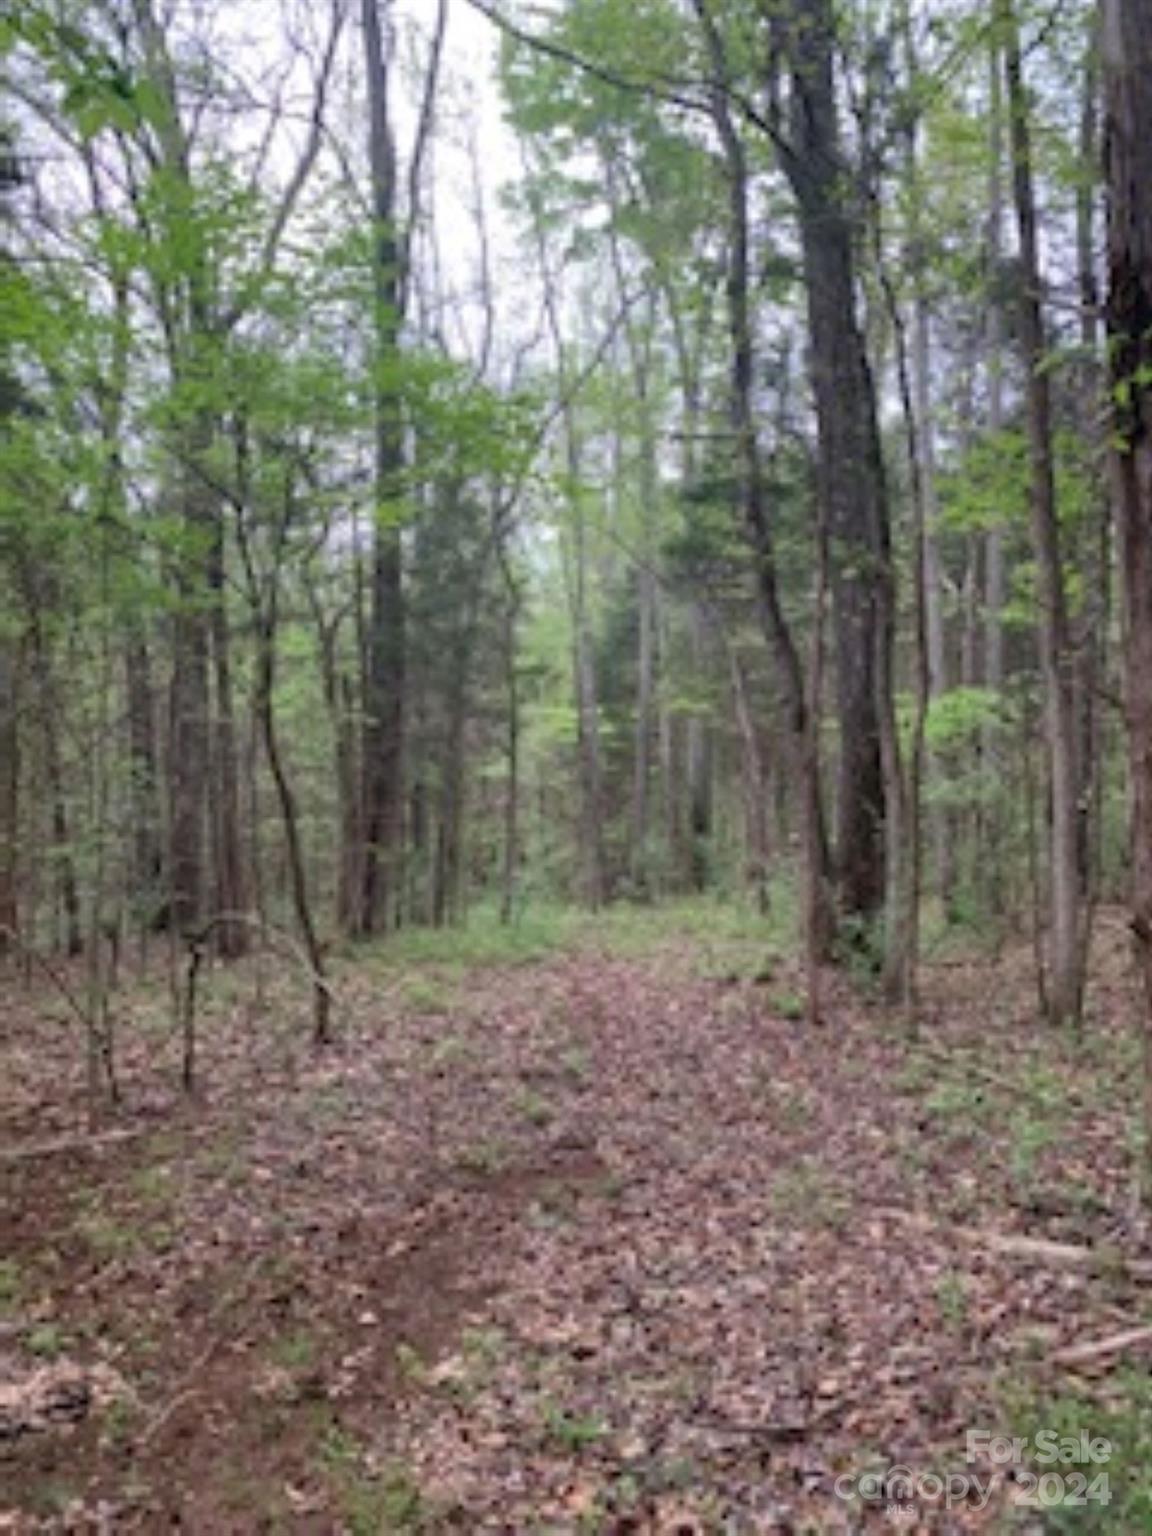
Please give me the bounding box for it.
[3,0,1152,1528]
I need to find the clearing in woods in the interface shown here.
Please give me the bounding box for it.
[3,906,1152,1531]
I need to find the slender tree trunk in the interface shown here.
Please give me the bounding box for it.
[1074,24,1108,926]
[499,552,521,925]
[26,607,80,955]
[984,31,1008,922]
[687,710,712,894]
[125,631,163,932]
[304,580,361,931]
[1003,0,1085,1029]
[435,656,469,927]
[358,0,407,937]
[0,640,18,953]
[254,615,331,1045]
[208,523,249,956]
[632,565,657,894]
[569,480,607,910]
[725,639,771,910]
[166,460,212,940]
[604,224,659,897]
[913,296,954,909]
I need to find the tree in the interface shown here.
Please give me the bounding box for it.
[1102,0,1152,1187]
[773,0,895,936]
[1001,0,1087,1029]
[0,134,23,954]
[355,0,447,936]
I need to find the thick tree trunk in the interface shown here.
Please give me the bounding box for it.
[131,0,215,943]
[784,0,891,929]
[693,0,834,956]
[1101,0,1152,1194]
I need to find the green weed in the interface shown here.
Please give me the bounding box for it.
[999,1370,1152,1532]
[0,1259,23,1311]
[25,1322,67,1359]
[318,1422,429,1534]
[541,1402,607,1452]
[267,1328,317,1371]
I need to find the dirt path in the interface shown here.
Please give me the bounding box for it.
[2,940,1150,1530]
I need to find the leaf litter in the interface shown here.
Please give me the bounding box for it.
[1,921,1150,1530]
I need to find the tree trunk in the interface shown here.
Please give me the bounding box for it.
[1074,24,1108,919]
[783,0,891,930]
[570,483,607,911]
[725,640,771,909]
[0,640,18,953]
[631,548,657,897]
[1003,0,1085,1029]
[913,295,954,910]
[306,585,361,932]
[124,632,164,932]
[254,615,331,1046]
[1101,0,1152,1194]
[499,550,521,925]
[166,446,212,939]
[358,0,407,937]
[26,606,80,955]
[208,522,249,955]
[693,0,834,956]
[983,30,1008,920]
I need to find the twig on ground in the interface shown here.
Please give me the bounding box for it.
[1051,1326,1152,1367]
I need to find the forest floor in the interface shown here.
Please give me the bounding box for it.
[4,904,1152,1533]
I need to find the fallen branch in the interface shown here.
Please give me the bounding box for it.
[136,1254,265,1448]
[1052,1326,1152,1367]
[880,1207,1152,1281]
[0,1126,152,1165]
[972,1230,1152,1280]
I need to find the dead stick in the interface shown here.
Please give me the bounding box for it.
[1052,1326,1152,1366]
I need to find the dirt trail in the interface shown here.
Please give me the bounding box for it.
[1,942,1147,1530]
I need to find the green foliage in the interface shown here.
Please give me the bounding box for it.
[0,1259,23,1311]
[25,1322,67,1360]
[541,1401,608,1451]
[1002,1373,1152,1533]
[923,687,1009,751]
[267,1329,318,1372]
[318,1423,430,1535]
[938,429,1029,536]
